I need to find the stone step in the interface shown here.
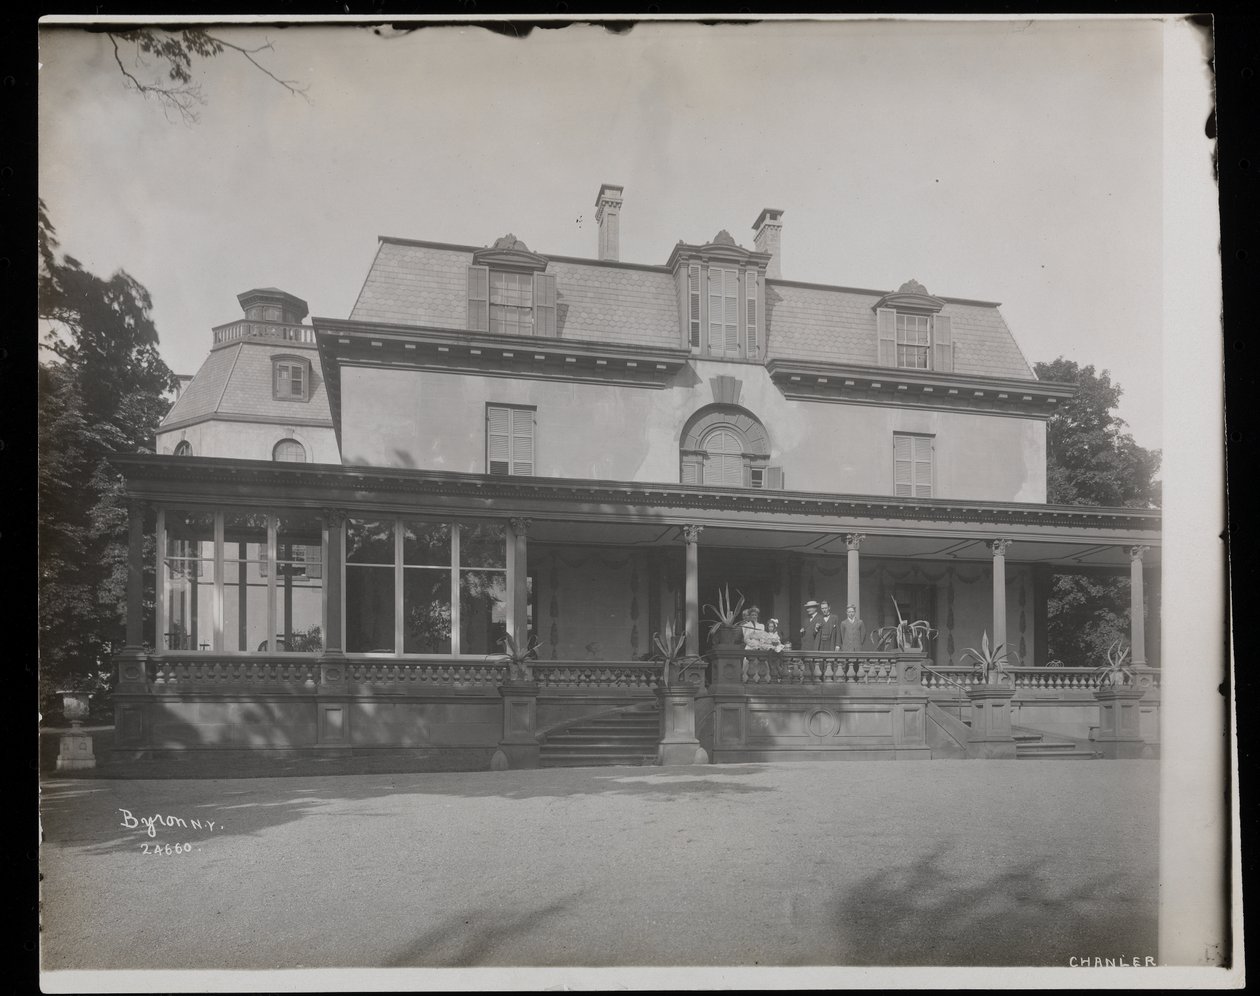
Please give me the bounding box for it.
[541,740,657,753]
[539,754,656,768]
[544,732,658,745]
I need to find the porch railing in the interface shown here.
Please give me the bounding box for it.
[739,651,907,685]
[920,665,1162,692]
[345,660,506,687]
[150,656,318,689]
[531,661,664,689]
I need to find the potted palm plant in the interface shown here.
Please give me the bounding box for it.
[960,630,1014,686]
[651,617,710,766]
[491,632,541,683]
[703,586,746,648]
[870,597,937,653]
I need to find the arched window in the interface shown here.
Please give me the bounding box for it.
[679,404,783,489]
[273,438,306,463]
[172,441,193,457]
[701,427,744,486]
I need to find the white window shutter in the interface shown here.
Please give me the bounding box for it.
[510,407,534,476]
[746,271,758,357]
[765,466,784,490]
[723,270,739,352]
[708,269,722,352]
[487,406,510,473]
[468,265,490,332]
[688,265,702,349]
[878,308,897,366]
[933,313,953,372]
[681,458,699,485]
[894,434,912,497]
[533,272,557,337]
[913,436,933,497]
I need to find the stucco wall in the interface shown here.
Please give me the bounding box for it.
[157,421,341,464]
[339,359,1047,502]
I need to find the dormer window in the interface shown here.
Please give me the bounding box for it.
[670,232,769,362]
[467,235,557,337]
[874,280,954,373]
[272,355,311,402]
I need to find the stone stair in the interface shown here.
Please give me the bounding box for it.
[538,705,661,768]
[1013,727,1101,760]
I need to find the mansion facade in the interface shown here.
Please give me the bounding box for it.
[112,185,1161,767]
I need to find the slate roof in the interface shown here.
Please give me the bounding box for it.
[349,236,1035,381]
[160,340,334,429]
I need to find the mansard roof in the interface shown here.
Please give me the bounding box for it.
[349,235,1036,381]
[159,338,334,432]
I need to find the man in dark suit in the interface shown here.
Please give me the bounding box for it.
[815,600,841,652]
[840,604,866,652]
[800,600,821,652]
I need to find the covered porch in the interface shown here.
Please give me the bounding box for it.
[107,455,1162,768]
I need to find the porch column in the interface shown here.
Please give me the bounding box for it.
[1129,545,1149,667]
[508,518,531,645]
[316,509,349,748]
[321,509,346,656]
[845,533,864,614]
[125,499,146,649]
[682,524,702,656]
[990,538,1010,653]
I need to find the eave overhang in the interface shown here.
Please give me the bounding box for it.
[312,317,693,446]
[112,455,1160,557]
[765,359,1076,418]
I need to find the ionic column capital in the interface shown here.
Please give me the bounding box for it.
[509,517,532,536]
[990,538,1011,557]
[845,533,866,552]
[1129,545,1150,563]
[681,524,704,545]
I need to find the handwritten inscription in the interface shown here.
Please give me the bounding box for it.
[119,809,223,838]
[139,842,196,855]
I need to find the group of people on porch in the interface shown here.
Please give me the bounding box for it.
[739,601,866,653]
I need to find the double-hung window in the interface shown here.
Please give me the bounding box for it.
[877,309,953,372]
[468,266,557,337]
[272,355,311,401]
[486,404,535,476]
[894,433,934,498]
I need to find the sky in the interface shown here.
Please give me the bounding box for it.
[39,16,1177,448]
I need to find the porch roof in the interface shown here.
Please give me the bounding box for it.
[113,455,1160,570]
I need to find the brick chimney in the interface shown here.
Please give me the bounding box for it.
[595,183,624,261]
[752,208,784,279]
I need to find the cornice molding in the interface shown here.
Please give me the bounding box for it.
[110,454,1162,535]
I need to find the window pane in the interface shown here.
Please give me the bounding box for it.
[224,512,267,553]
[164,559,215,651]
[223,560,269,652]
[346,518,395,565]
[404,568,453,653]
[278,511,322,556]
[276,511,323,651]
[274,439,306,462]
[346,565,395,653]
[165,509,214,558]
[403,520,452,566]
[460,569,507,656]
[460,521,506,568]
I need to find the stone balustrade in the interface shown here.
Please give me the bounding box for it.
[345,661,506,687]
[740,651,906,685]
[151,656,317,690]
[920,665,1162,693]
[211,320,316,346]
[532,661,664,689]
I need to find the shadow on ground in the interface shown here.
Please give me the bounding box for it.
[825,844,1157,966]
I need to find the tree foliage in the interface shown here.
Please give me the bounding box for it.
[39,202,177,686]
[1034,357,1162,666]
[106,28,308,124]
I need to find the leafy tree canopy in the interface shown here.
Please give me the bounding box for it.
[39,203,176,688]
[1035,356,1161,508]
[1034,358,1161,666]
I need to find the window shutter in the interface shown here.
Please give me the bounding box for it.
[510,407,534,476]
[913,436,933,497]
[688,265,702,349]
[877,308,897,366]
[487,405,510,474]
[533,272,557,337]
[745,271,758,357]
[680,458,698,484]
[708,269,722,353]
[724,271,739,352]
[467,265,490,332]
[765,466,784,490]
[932,313,953,372]
[894,434,913,497]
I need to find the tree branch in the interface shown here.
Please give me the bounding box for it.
[204,33,311,102]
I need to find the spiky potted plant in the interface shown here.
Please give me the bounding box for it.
[703,586,746,649]
[492,632,541,683]
[958,629,1018,757]
[960,630,1015,686]
[651,618,707,689]
[651,617,710,766]
[1095,639,1135,688]
[870,597,938,653]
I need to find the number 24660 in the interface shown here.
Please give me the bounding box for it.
[140,842,195,855]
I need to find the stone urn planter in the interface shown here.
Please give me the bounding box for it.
[55,690,97,771]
